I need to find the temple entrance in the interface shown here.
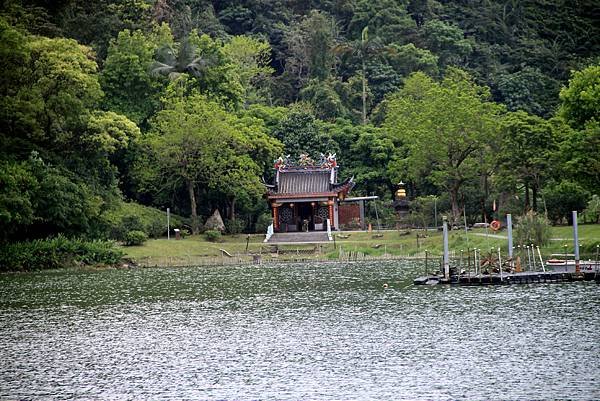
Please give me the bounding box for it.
[298,203,314,232]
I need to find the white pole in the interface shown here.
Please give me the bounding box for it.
[498,247,503,281]
[167,207,170,240]
[463,207,469,249]
[530,244,536,270]
[443,218,450,279]
[573,211,580,273]
[537,246,545,272]
[507,214,513,270]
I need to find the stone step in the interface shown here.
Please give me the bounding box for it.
[268,231,330,243]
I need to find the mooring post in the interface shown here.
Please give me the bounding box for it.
[595,245,599,279]
[573,211,580,273]
[537,246,545,273]
[425,249,428,277]
[507,214,513,270]
[498,247,503,281]
[443,217,450,280]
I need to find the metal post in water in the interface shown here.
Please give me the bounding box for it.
[573,211,580,273]
[425,249,428,277]
[498,247,503,281]
[443,218,450,279]
[507,214,513,270]
[595,245,599,279]
[537,246,545,273]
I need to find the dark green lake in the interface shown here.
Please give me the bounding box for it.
[1,261,599,400]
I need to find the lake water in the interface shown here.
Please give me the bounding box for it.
[1,261,599,400]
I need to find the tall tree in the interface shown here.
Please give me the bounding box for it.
[137,85,280,233]
[384,69,503,223]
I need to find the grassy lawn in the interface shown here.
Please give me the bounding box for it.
[122,224,600,266]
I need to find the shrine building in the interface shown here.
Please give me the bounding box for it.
[264,154,355,232]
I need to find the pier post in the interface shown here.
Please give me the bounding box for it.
[443,218,449,279]
[498,247,503,281]
[507,214,513,270]
[573,211,580,273]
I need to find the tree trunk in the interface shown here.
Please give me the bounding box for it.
[532,184,538,211]
[449,186,461,226]
[524,182,530,211]
[229,198,236,221]
[187,180,199,235]
[362,58,367,125]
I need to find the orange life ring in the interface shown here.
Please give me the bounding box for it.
[490,220,501,231]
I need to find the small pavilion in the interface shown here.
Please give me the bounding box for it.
[264,154,354,232]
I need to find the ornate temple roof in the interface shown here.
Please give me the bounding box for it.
[265,154,354,200]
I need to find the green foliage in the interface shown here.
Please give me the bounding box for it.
[225,219,245,235]
[272,105,339,160]
[496,111,555,210]
[583,195,600,224]
[204,229,222,242]
[348,0,416,45]
[124,230,148,246]
[515,212,551,247]
[559,65,600,129]
[384,69,502,223]
[495,67,560,117]
[100,25,172,126]
[542,180,590,224]
[223,35,274,104]
[0,155,107,239]
[282,10,337,85]
[422,20,473,67]
[556,120,600,193]
[255,212,273,233]
[102,201,183,240]
[136,90,278,234]
[0,236,123,272]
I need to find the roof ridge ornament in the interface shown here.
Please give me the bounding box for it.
[273,153,337,170]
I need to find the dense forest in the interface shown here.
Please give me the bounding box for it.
[1,0,599,244]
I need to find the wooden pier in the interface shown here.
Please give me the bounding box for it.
[414,271,598,286]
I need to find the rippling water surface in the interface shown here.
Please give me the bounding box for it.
[1,261,599,400]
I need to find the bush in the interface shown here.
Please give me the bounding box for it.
[542,180,589,224]
[0,235,124,272]
[255,212,273,233]
[515,212,551,247]
[225,219,245,235]
[124,230,148,246]
[204,230,221,242]
[582,194,600,224]
[102,201,184,240]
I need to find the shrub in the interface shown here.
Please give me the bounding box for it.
[102,201,184,240]
[515,212,551,247]
[582,194,600,224]
[255,212,273,233]
[124,230,148,246]
[0,235,123,272]
[225,219,245,235]
[542,180,589,224]
[204,229,221,242]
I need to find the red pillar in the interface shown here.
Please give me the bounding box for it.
[272,204,279,231]
[328,199,335,229]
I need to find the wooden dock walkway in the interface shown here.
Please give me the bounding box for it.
[414,271,598,286]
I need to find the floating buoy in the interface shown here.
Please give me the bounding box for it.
[490,220,501,231]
